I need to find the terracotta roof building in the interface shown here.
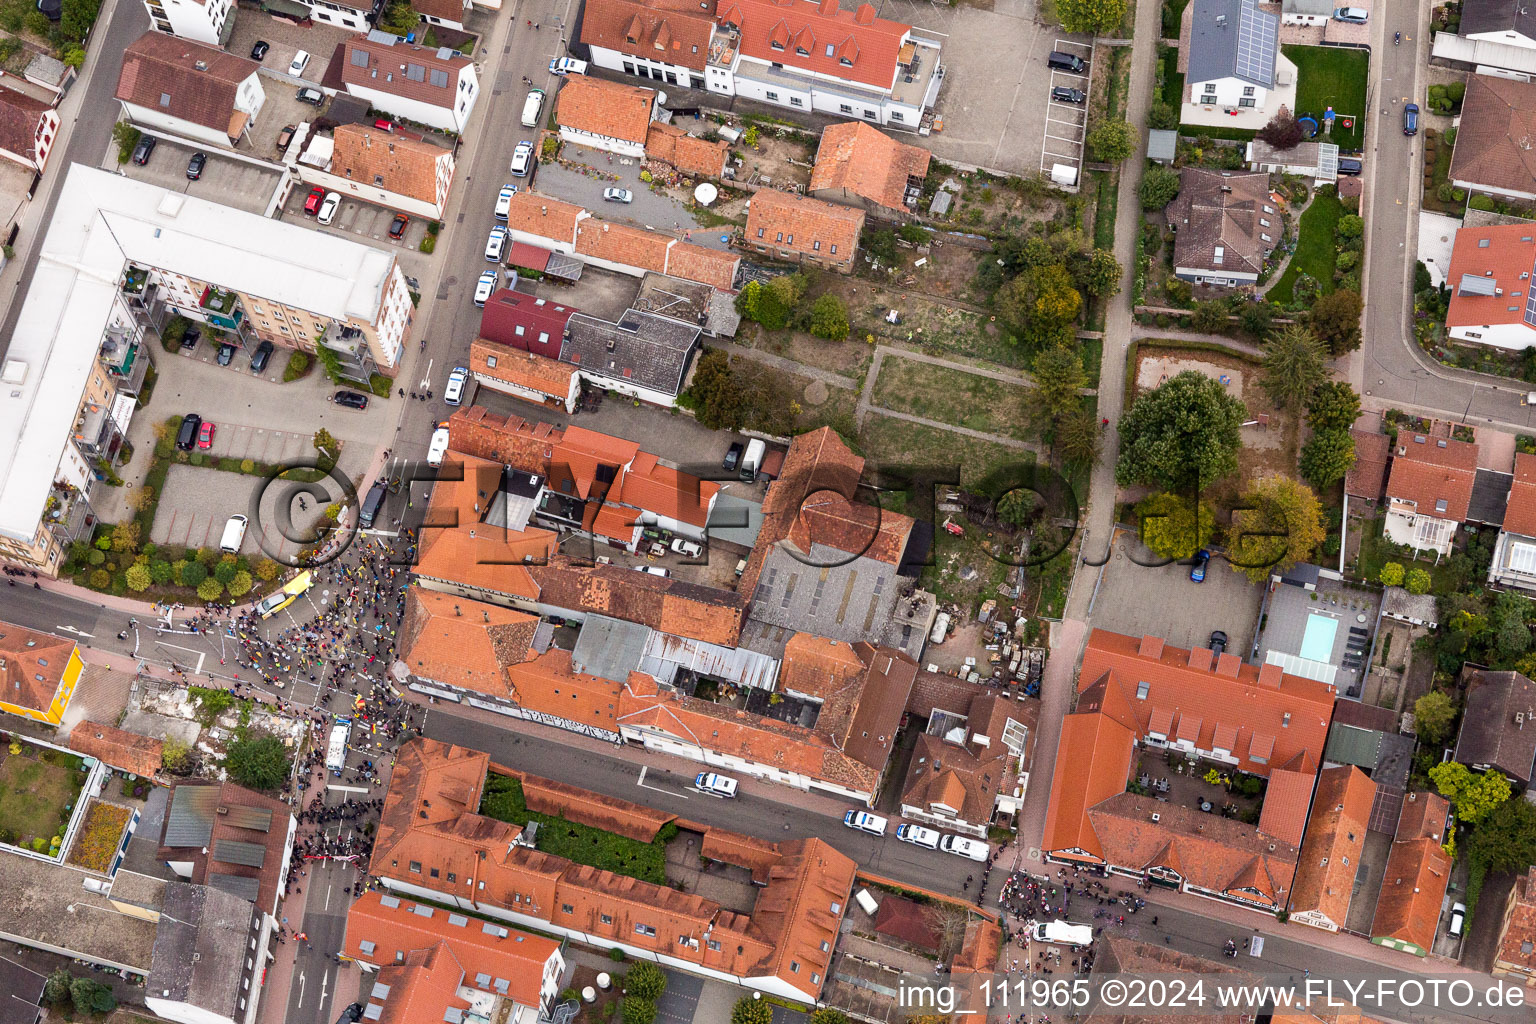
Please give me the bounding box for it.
[1345,429,1391,501]
[157,781,298,920]
[470,339,581,413]
[339,31,480,134]
[115,32,265,148]
[580,0,718,75]
[0,85,58,174]
[478,290,577,358]
[809,121,930,216]
[1491,451,1536,590]
[1454,668,1536,786]
[414,0,469,29]
[720,0,921,91]
[1443,223,1536,350]
[1168,168,1278,287]
[645,121,729,178]
[744,190,865,271]
[1370,791,1452,956]
[400,589,540,697]
[371,739,856,1002]
[298,124,457,220]
[1383,431,1478,556]
[1492,865,1536,980]
[1449,73,1536,203]
[899,692,1035,837]
[0,620,83,725]
[872,894,942,951]
[69,720,164,779]
[556,75,656,156]
[1288,766,1375,931]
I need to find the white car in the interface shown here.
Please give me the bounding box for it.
[316,191,341,226]
[494,184,516,219]
[939,834,989,861]
[1448,901,1467,937]
[844,810,888,836]
[484,225,508,262]
[548,57,589,76]
[427,424,450,466]
[288,50,310,77]
[474,270,498,307]
[694,772,738,798]
[444,366,469,406]
[603,187,633,204]
[510,141,534,178]
[633,564,670,577]
[896,824,942,850]
[670,537,702,558]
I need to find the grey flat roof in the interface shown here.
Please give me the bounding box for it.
[0,853,156,970]
[149,882,260,1020]
[1147,129,1179,162]
[705,493,764,548]
[208,872,262,903]
[569,614,653,682]
[0,954,45,1024]
[746,544,925,660]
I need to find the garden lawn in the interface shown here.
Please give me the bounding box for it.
[0,746,85,846]
[870,355,1039,442]
[1268,191,1343,304]
[859,411,1033,488]
[1283,44,1369,150]
[479,774,672,885]
[1354,516,1459,594]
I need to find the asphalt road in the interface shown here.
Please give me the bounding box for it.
[284,857,359,1024]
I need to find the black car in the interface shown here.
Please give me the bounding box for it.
[250,40,270,61]
[179,326,201,351]
[1051,86,1086,104]
[1337,157,1363,176]
[334,390,369,410]
[131,135,156,165]
[217,343,235,366]
[1209,630,1229,656]
[186,152,206,180]
[250,340,274,374]
[176,414,202,451]
[722,442,744,472]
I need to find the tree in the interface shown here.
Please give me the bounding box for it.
[1260,324,1328,411]
[809,1011,852,1024]
[1030,345,1088,427]
[998,262,1082,334]
[1057,0,1126,33]
[861,228,898,264]
[161,738,192,775]
[1309,288,1364,355]
[1299,429,1356,489]
[1115,371,1245,490]
[228,571,254,598]
[767,273,805,309]
[1075,248,1123,297]
[377,0,418,36]
[179,561,207,587]
[214,560,239,585]
[1226,476,1326,582]
[1257,109,1305,150]
[312,428,339,460]
[43,968,72,1006]
[1056,407,1103,464]
[1413,691,1457,746]
[197,577,225,602]
[224,733,292,791]
[1189,298,1232,334]
[70,976,115,1016]
[1336,214,1364,241]
[1497,612,1531,658]
[255,558,282,582]
[1307,381,1362,433]
[111,521,141,553]
[1238,300,1277,341]
[1139,164,1182,210]
[1429,762,1511,824]
[1136,492,1216,560]
[1148,99,1180,130]
[1405,567,1432,595]
[1466,797,1536,874]
[111,121,141,164]
[621,997,657,1024]
[125,563,152,592]
[731,997,773,1024]
[686,350,745,430]
[625,962,667,1002]
[1378,562,1404,587]
[740,279,790,330]
[996,490,1037,528]
[1087,119,1135,162]
[809,294,850,340]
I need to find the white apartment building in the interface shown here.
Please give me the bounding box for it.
[142,0,234,46]
[116,32,264,150]
[340,30,479,134]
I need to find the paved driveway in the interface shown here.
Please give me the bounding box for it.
[536,141,735,249]
[280,187,432,249]
[654,971,702,1024]
[109,136,281,216]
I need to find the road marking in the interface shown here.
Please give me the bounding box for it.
[325,882,332,910]
[321,970,330,1008]
[637,765,684,798]
[57,625,94,638]
[297,972,307,1009]
[156,641,206,674]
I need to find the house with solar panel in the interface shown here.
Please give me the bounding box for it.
[155,781,298,925]
[1178,0,1297,130]
[1444,223,1536,350]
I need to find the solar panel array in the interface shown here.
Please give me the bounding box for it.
[1235,0,1277,86]
[1525,253,1536,327]
[213,838,267,868]
[220,805,274,832]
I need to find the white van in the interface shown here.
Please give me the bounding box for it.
[521,88,545,128]
[485,226,508,262]
[694,772,738,798]
[895,824,941,850]
[939,834,989,861]
[220,514,248,554]
[739,438,765,481]
[844,810,888,836]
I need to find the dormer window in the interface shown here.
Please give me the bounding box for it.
[796,45,809,56]
[840,56,852,66]
[770,39,784,50]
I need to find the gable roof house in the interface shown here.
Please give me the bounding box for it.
[1287,766,1375,932]
[645,121,730,179]
[1433,2,1536,91]
[1382,431,1478,557]
[899,691,1037,837]
[115,32,265,149]
[1371,791,1452,956]
[561,309,701,406]
[470,339,581,413]
[0,86,59,174]
[1454,668,1536,787]
[1491,452,1536,589]
[579,0,718,91]
[556,75,656,158]
[744,189,865,271]
[1167,168,1278,287]
[414,0,471,30]
[809,120,931,216]
[294,124,457,220]
[157,781,298,922]
[69,720,165,779]
[478,290,577,357]
[1178,0,1296,131]
[339,31,480,134]
[1449,74,1536,203]
[1443,224,1536,351]
[1492,865,1536,981]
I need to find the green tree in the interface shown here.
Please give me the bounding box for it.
[1260,324,1328,411]
[625,962,667,1002]
[1307,381,1362,433]
[1136,492,1216,560]
[214,560,238,585]
[1378,561,1404,587]
[1497,612,1531,658]
[809,1012,851,1024]
[736,279,790,330]
[1413,691,1456,745]
[1309,288,1364,355]
[70,976,114,1016]
[1074,248,1123,298]
[1299,428,1356,489]
[224,733,293,791]
[1030,345,1088,427]
[1087,119,1135,162]
[1148,99,1179,130]
[767,273,805,309]
[731,997,774,1024]
[622,998,657,1024]
[312,427,339,460]
[686,350,745,431]
[1189,298,1232,333]
[809,294,850,340]
[998,262,1082,337]
[1429,762,1511,824]
[1056,407,1103,464]
[1139,164,1181,210]
[111,121,141,164]
[1466,797,1536,874]
[228,571,254,598]
[197,577,224,602]
[1226,476,1326,583]
[1115,371,1245,489]
[377,0,418,36]
[179,560,207,587]
[125,563,152,592]
[1238,300,1277,341]
[43,968,72,1006]
[161,738,192,774]
[1405,567,1432,595]
[996,489,1037,528]
[861,228,898,264]
[1057,0,1126,33]
[1336,214,1364,240]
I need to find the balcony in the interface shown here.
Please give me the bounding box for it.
[121,265,150,295]
[73,401,111,455]
[199,285,244,331]
[102,337,152,397]
[44,482,95,546]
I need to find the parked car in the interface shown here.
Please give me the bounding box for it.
[722,441,744,472]
[179,326,201,351]
[288,49,310,77]
[1047,50,1086,73]
[250,340,274,374]
[250,40,269,61]
[474,270,498,307]
[186,151,207,180]
[131,135,156,165]
[317,192,341,226]
[427,423,450,466]
[1190,549,1210,583]
[1333,6,1368,22]
[1404,102,1419,136]
[1209,629,1228,656]
[939,834,989,861]
[484,226,508,262]
[895,824,941,850]
[603,187,633,204]
[334,390,369,410]
[633,564,670,577]
[176,414,202,451]
[670,537,702,558]
[216,343,235,366]
[548,57,589,75]
[694,772,738,798]
[495,184,516,219]
[296,88,324,106]
[844,810,888,836]
[197,420,216,450]
[510,140,534,177]
[1051,86,1086,104]
[1449,902,1467,937]
[277,124,297,150]
[304,187,326,215]
[1337,157,1363,176]
[389,213,409,240]
[444,366,469,405]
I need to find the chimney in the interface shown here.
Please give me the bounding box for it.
[1215,653,1242,677]
[1139,635,1165,659]
[216,806,229,816]
[1188,647,1214,672]
[1258,663,1283,689]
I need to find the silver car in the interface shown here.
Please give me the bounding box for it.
[603,187,633,204]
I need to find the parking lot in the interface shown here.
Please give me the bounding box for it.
[108,135,282,216]
[280,187,432,249]
[227,9,355,89]
[1086,525,1263,654]
[1041,39,1091,179]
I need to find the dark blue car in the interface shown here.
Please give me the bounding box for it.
[1404,102,1419,136]
[1190,549,1210,582]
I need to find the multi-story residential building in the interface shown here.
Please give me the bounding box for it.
[743,190,864,272]
[1491,865,1536,980]
[293,123,457,220]
[116,32,264,150]
[1286,766,1374,932]
[340,30,480,134]
[581,0,945,131]
[1168,168,1277,287]
[0,86,59,174]
[304,0,374,31]
[555,75,656,157]
[1370,791,1452,956]
[1448,74,1536,204]
[1490,452,1536,589]
[0,622,84,724]
[141,0,235,45]
[1382,432,1478,557]
[1444,223,1536,350]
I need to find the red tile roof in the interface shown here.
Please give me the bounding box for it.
[1040,711,1136,861]
[1503,451,1536,537]
[399,589,539,696]
[478,291,577,356]
[614,451,720,529]
[1256,765,1316,848]
[1370,791,1452,953]
[557,75,655,145]
[0,85,53,168]
[663,240,740,290]
[809,121,930,214]
[1385,433,1478,522]
[1288,766,1375,928]
[411,451,557,597]
[576,217,674,271]
[1345,429,1390,501]
[329,125,450,207]
[719,0,911,91]
[745,189,865,264]
[470,340,579,404]
[339,34,475,111]
[363,944,468,1024]
[1444,224,1536,331]
[116,32,258,138]
[503,191,584,247]
[68,721,163,779]
[646,121,729,178]
[873,894,942,951]
[1494,865,1536,977]
[580,0,717,72]
[0,621,77,714]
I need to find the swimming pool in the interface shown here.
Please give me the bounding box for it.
[1299,613,1338,663]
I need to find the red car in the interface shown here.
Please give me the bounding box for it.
[197,421,215,449]
[304,187,325,215]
